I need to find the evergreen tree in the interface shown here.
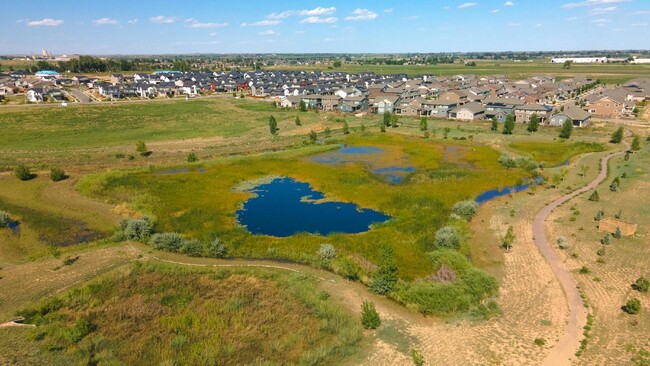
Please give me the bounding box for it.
[268,115,278,135]
[614,226,623,239]
[631,135,641,150]
[527,113,540,132]
[369,244,398,295]
[380,123,386,133]
[299,100,307,112]
[383,112,391,127]
[601,233,611,245]
[360,301,381,329]
[594,209,603,221]
[610,127,624,143]
[502,114,515,135]
[390,114,399,128]
[559,119,573,139]
[308,130,317,142]
[343,121,350,134]
[419,117,428,131]
[588,190,600,202]
[295,116,301,126]
[502,226,515,251]
[491,116,499,131]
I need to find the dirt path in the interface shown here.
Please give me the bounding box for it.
[532,140,630,366]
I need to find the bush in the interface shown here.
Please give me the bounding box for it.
[0,211,10,228]
[610,127,624,144]
[335,257,360,281]
[187,152,198,162]
[207,237,227,258]
[579,266,590,274]
[50,167,67,182]
[14,164,33,181]
[534,338,546,346]
[498,154,517,168]
[597,246,606,256]
[614,226,623,239]
[623,298,641,314]
[452,201,479,221]
[433,226,461,249]
[180,238,204,257]
[557,236,571,250]
[632,277,649,293]
[600,233,611,245]
[360,301,380,329]
[411,348,425,366]
[594,209,603,221]
[136,141,148,156]
[588,190,600,202]
[369,244,398,295]
[120,217,154,242]
[317,243,337,261]
[149,232,183,252]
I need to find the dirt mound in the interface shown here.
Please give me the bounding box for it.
[598,218,637,236]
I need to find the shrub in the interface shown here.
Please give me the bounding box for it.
[534,338,546,346]
[433,226,461,249]
[369,244,398,295]
[149,232,183,252]
[559,119,573,139]
[579,266,590,274]
[360,301,380,329]
[597,246,606,256]
[120,217,154,242]
[594,209,603,221]
[632,277,649,293]
[317,243,337,261]
[609,181,619,192]
[614,226,623,239]
[294,116,301,126]
[50,167,67,182]
[136,141,148,156]
[180,238,204,257]
[623,298,641,314]
[187,152,198,162]
[268,115,278,135]
[452,201,479,221]
[631,135,641,151]
[411,348,425,366]
[207,237,227,258]
[14,164,33,181]
[502,226,515,251]
[557,236,571,250]
[309,130,317,142]
[610,127,624,144]
[600,233,611,245]
[335,256,360,281]
[588,190,600,202]
[498,154,517,168]
[0,211,10,228]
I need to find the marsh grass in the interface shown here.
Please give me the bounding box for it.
[508,141,605,166]
[79,134,524,280]
[14,263,362,366]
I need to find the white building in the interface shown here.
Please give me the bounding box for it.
[551,57,608,64]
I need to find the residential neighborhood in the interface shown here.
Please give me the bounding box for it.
[2,68,647,127]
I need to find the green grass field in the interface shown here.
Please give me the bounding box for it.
[268,60,650,84]
[508,141,606,166]
[2,263,362,366]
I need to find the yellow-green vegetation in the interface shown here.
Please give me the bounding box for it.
[5,263,361,366]
[508,141,606,166]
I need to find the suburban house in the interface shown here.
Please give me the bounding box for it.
[484,97,524,122]
[374,95,401,114]
[321,95,342,111]
[514,104,550,123]
[26,88,44,102]
[428,100,457,118]
[439,90,468,105]
[450,102,485,121]
[280,95,303,108]
[549,107,592,127]
[339,96,368,113]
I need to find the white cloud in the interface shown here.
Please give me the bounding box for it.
[268,7,336,19]
[561,0,629,9]
[300,16,337,24]
[209,32,218,36]
[507,22,522,26]
[189,22,228,28]
[535,23,543,27]
[150,15,177,24]
[384,8,394,13]
[458,2,477,9]
[631,22,647,26]
[27,18,63,26]
[565,16,581,20]
[241,20,281,26]
[588,6,618,15]
[345,9,378,21]
[504,1,514,5]
[590,18,611,25]
[259,30,278,36]
[127,19,138,24]
[491,9,500,13]
[93,18,118,25]
[184,18,196,23]
[629,10,650,15]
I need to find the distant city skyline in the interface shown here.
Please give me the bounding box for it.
[1,0,649,55]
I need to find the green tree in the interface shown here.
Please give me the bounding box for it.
[610,127,624,143]
[380,123,386,133]
[502,226,515,252]
[317,243,337,261]
[369,244,398,295]
[588,190,600,201]
[563,60,572,69]
[299,100,307,112]
[309,130,317,142]
[594,209,604,221]
[419,117,428,131]
[180,238,204,257]
[411,348,425,366]
[383,111,391,127]
[433,226,461,249]
[452,201,479,221]
[333,60,342,68]
[631,135,641,150]
[601,233,611,245]
[14,164,33,181]
[502,114,515,135]
[623,298,641,314]
[360,301,381,329]
[343,121,350,134]
[633,277,649,293]
[390,114,399,128]
[559,119,573,139]
[491,116,499,131]
[187,152,198,162]
[324,127,331,137]
[268,115,278,135]
[614,226,623,238]
[527,113,540,132]
[50,167,66,182]
[295,116,301,126]
[136,141,148,156]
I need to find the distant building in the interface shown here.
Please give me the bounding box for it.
[551,57,608,64]
[35,70,59,78]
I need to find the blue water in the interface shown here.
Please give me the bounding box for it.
[237,177,391,237]
[7,220,20,235]
[311,145,415,184]
[475,176,544,204]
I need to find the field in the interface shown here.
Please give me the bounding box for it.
[1,262,362,365]
[268,60,650,84]
[1,93,648,365]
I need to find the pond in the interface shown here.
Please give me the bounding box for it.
[236,177,391,237]
[475,176,544,204]
[311,145,415,184]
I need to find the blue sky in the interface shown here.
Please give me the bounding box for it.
[1,0,649,54]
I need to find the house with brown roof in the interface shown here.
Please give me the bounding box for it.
[450,102,485,121]
[514,104,550,123]
[549,107,592,127]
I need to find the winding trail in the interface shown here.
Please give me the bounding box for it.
[533,140,630,366]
